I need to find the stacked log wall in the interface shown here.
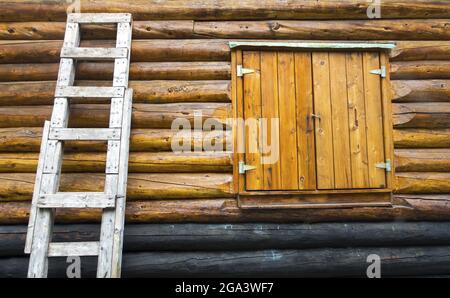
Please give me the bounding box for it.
[0,1,449,223]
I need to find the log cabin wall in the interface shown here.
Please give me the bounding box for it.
[0,1,449,223]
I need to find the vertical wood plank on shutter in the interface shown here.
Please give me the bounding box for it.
[363,52,387,188]
[260,51,282,190]
[243,51,264,190]
[312,52,335,189]
[294,52,316,190]
[346,52,370,188]
[329,53,352,189]
[277,52,299,190]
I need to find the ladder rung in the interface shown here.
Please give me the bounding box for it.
[48,241,100,257]
[37,193,116,208]
[67,13,131,24]
[55,86,125,98]
[49,128,121,141]
[61,47,128,60]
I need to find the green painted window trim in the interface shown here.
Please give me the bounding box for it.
[228,41,396,50]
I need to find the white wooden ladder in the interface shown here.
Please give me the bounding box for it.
[24,13,133,278]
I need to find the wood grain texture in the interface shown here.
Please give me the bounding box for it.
[0,127,230,152]
[2,1,450,21]
[0,62,231,82]
[0,80,231,105]
[0,103,231,129]
[0,173,234,201]
[395,149,450,172]
[391,80,450,102]
[0,195,450,224]
[393,103,450,128]
[393,129,450,148]
[0,152,232,173]
[391,61,450,80]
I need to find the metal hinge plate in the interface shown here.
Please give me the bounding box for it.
[239,161,257,174]
[375,159,392,172]
[237,64,255,77]
[370,66,386,78]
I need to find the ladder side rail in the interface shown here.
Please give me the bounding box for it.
[27,21,80,278]
[97,18,133,278]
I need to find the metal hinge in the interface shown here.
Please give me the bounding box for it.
[370,66,386,78]
[237,64,255,77]
[239,161,257,174]
[375,159,392,172]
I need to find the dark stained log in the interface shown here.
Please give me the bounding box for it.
[4,222,450,257]
[3,20,450,40]
[0,127,230,152]
[1,0,450,21]
[193,20,450,40]
[395,149,450,172]
[0,80,231,105]
[0,103,231,128]
[0,40,230,64]
[0,152,232,173]
[2,246,450,277]
[390,41,450,61]
[391,80,450,102]
[391,61,450,80]
[0,173,234,202]
[395,172,450,193]
[393,129,450,148]
[1,195,450,224]
[0,62,231,82]
[393,103,450,128]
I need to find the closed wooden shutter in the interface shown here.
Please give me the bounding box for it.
[242,50,387,191]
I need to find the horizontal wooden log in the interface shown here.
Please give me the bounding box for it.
[2,0,450,21]
[0,127,230,152]
[393,129,450,148]
[1,194,450,224]
[395,172,450,193]
[391,80,450,102]
[393,103,450,128]
[1,40,449,64]
[0,152,232,173]
[3,20,450,40]
[391,61,450,80]
[193,20,450,40]
[0,80,231,105]
[0,62,231,82]
[0,103,231,128]
[3,246,450,277]
[395,149,450,172]
[0,40,230,63]
[4,222,450,257]
[0,173,234,202]
[390,41,450,61]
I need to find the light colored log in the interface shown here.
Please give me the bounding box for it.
[60,47,128,60]
[395,172,450,193]
[49,128,121,141]
[393,103,450,128]
[0,62,231,82]
[0,80,230,105]
[390,41,450,61]
[0,40,230,63]
[395,149,450,172]
[391,80,450,102]
[0,103,231,129]
[0,152,232,173]
[1,1,449,21]
[0,195,450,224]
[0,127,230,152]
[193,20,450,40]
[55,86,124,98]
[393,129,450,148]
[67,13,132,23]
[391,61,450,80]
[0,173,234,202]
[3,20,450,40]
